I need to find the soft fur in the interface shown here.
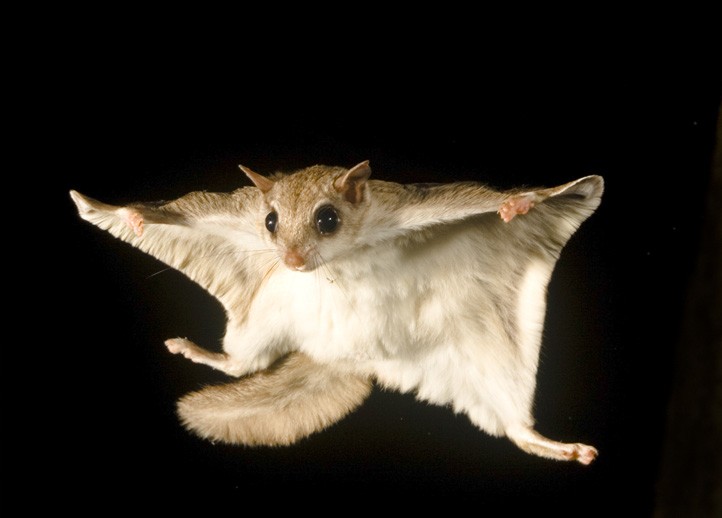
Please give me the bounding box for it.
[71,161,603,464]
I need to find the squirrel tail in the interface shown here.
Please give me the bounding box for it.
[177,352,372,446]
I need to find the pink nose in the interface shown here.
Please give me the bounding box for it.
[284,248,306,270]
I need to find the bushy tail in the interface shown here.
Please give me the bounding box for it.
[177,352,373,446]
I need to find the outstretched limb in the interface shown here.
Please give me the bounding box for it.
[366,174,604,240]
[70,187,266,319]
[497,176,604,223]
[165,338,253,377]
[506,424,598,465]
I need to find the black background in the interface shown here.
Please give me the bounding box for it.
[12,13,721,516]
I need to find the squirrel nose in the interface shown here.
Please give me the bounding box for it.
[284,247,306,271]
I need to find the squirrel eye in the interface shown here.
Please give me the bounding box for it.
[265,211,278,233]
[315,206,339,235]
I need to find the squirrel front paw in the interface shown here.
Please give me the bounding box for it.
[120,208,144,237]
[498,194,539,223]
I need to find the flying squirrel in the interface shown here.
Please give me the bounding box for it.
[70,160,604,464]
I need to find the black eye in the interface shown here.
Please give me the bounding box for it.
[265,211,278,233]
[315,206,339,235]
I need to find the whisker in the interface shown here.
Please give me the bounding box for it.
[317,253,362,323]
[146,267,173,279]
[145,246,278,279]
[261,257,281,285]
[312,256,323,313]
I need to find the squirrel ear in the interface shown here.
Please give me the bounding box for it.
[239,165,275,193]
[334,161,372,205]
